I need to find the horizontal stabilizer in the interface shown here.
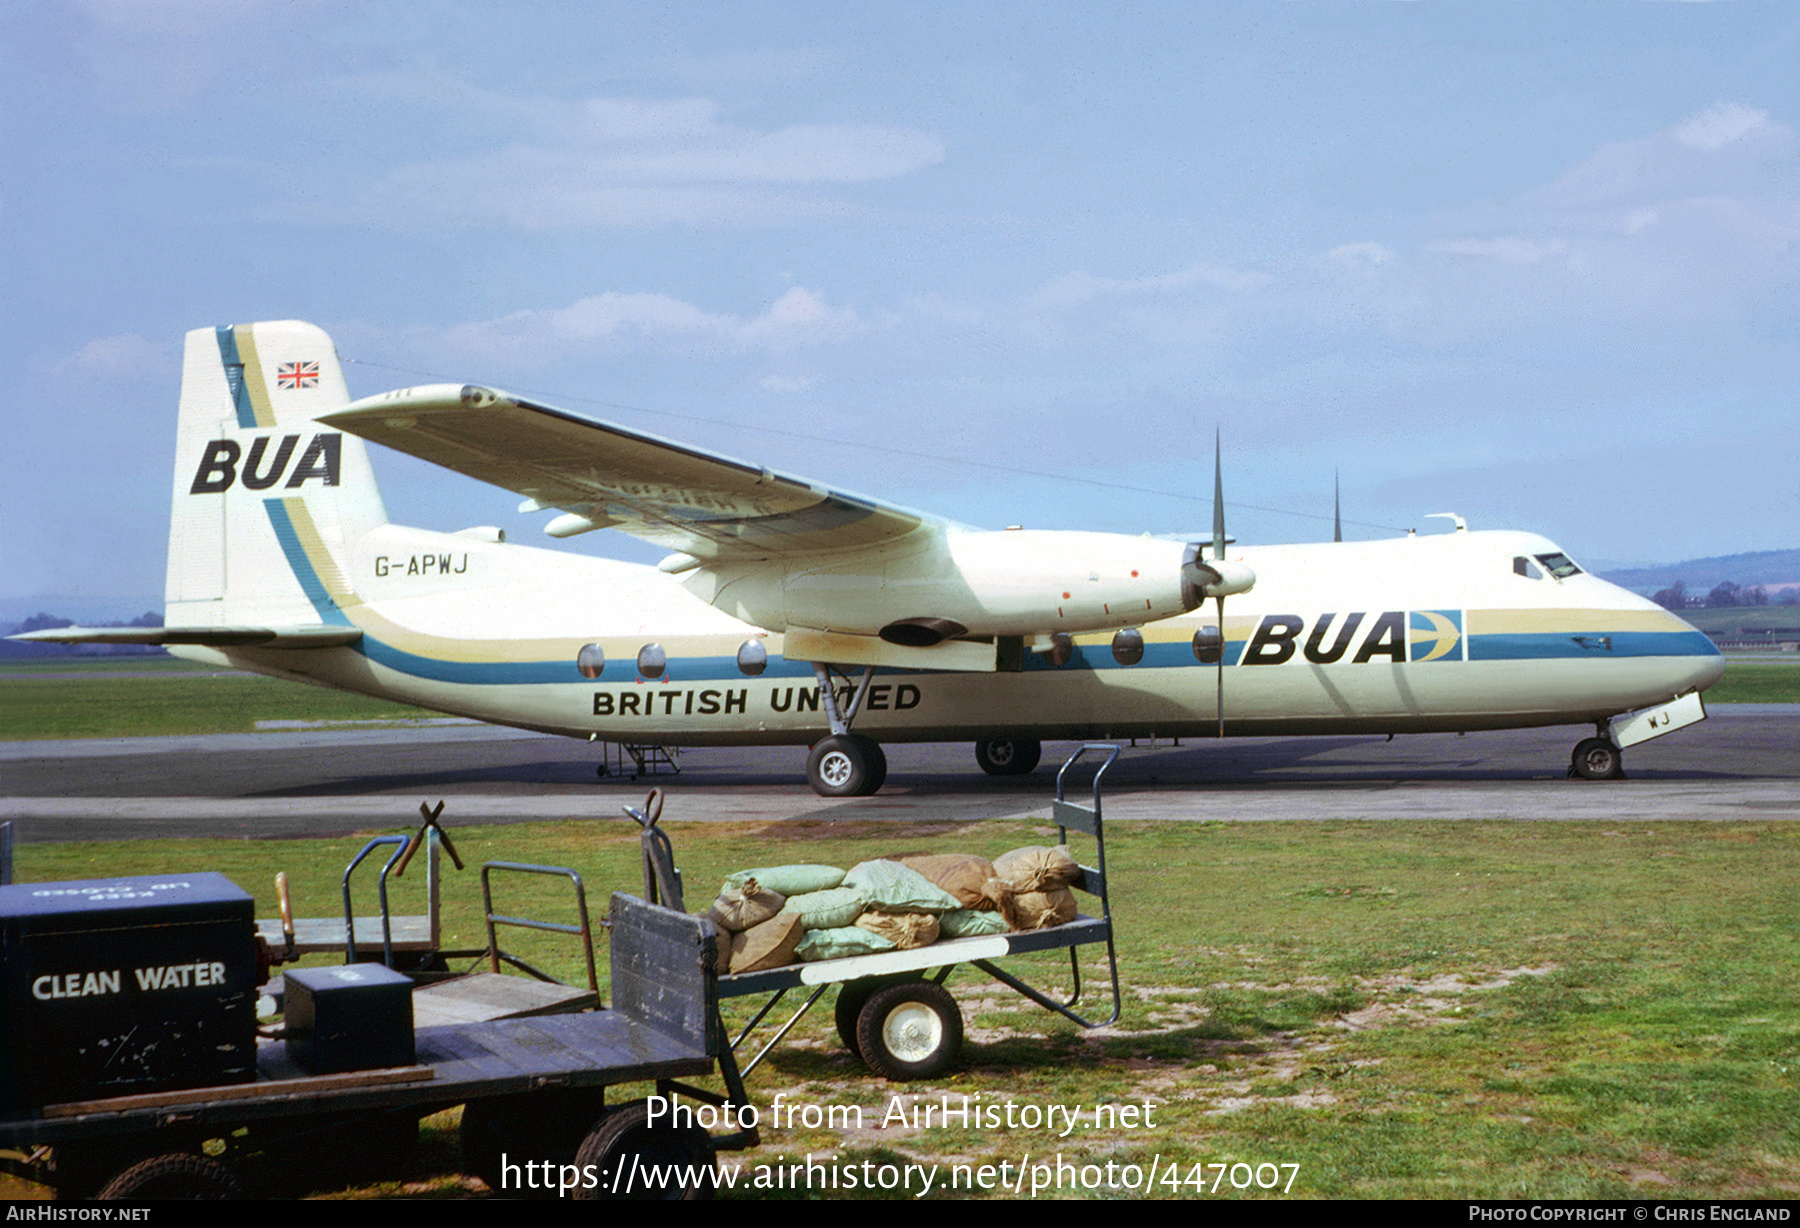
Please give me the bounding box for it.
[9,625,364,649]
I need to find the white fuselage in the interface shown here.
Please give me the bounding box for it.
[178,522,1723,747]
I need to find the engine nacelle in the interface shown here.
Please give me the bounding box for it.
[682,528,1242,641]
[1181,543,1257,602]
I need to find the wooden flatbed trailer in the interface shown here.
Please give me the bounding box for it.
[0,892,754,1200]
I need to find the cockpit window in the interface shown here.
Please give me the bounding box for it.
[1513,556,1544,579]
[1535,552,1582,579]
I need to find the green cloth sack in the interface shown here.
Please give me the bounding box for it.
[843,859,963,914]
[779,887,866,931]
[939,908,1009,938]
[797,926,896,962]
[724,864,845,896]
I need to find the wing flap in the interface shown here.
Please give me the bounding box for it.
[322,385,932,560]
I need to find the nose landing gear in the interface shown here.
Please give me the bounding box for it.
[1569,735,1625,781]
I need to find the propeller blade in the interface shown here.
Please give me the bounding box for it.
[1214,430,1226,739]
[1212,428,1226,561]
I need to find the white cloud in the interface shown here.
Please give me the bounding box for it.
[1029,262,1267,310]
[316,82,945,231]
[1324,242,1395,267]
[1672,102,1770,150]
[1425,236,1569,265]
[1521,101,1792,213]
[69,0,282,32]
[59,333,169,376]
[58,0,334,112]
[436,286,862,367]
[759,374,816,393]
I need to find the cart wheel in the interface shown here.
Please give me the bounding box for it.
[462,1094,604,1197]
[856,981,963,1081]
[835,974,924,1055]
[571,1101,715,1200]
[835,979,878,1054]
[95,1154,243,1200]
[461,1101,520,1196]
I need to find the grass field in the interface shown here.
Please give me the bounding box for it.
[5,818,1797,1199]
[0,661,438,738]
[2,655,1795,741]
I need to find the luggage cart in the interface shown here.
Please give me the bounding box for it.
[716,744,1125,1081]
[1,876,755,1200]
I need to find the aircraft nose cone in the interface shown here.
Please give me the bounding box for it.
[1662,611,1725,696]
[1690,644,1727,694]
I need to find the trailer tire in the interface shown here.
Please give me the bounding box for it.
[571,1101,715,1200]
[834,973,923,1055]
[95,1154,243,1200]
[856,981,963,1081]
[462,1093,603,1197]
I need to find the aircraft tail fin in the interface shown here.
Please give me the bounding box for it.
[165,322,388,632]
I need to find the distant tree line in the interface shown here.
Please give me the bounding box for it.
[0,611,165,658]
[1651,580,1795,610]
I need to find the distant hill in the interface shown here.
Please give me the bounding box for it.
[1597,549,1800,595]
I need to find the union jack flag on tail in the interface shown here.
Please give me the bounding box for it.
[277,360,319,390]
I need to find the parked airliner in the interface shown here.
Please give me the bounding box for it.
[18,321,1723,795]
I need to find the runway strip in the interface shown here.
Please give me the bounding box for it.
[4,779,1796,842]
[5,706,1795,842]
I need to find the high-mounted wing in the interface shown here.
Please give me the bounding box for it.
[322,385,934,562]
[325,381,1249,667]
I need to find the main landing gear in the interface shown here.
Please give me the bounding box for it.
[974,737,1042,777]
[804,663,888,797]
[808,733,888,797]
[1569,732,1626,780]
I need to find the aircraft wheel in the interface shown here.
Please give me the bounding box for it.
[855,981,963,1081]
[95,1153,244,1200]
[570,1101,715,1200]
[1570,737,1624,780]
[975,737,1041,776]
[807,734,887,797]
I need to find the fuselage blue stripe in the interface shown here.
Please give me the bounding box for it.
[1468,631,1719,661]
[253,508,1722,685]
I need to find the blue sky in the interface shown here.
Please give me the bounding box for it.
[5,2,1797,608]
